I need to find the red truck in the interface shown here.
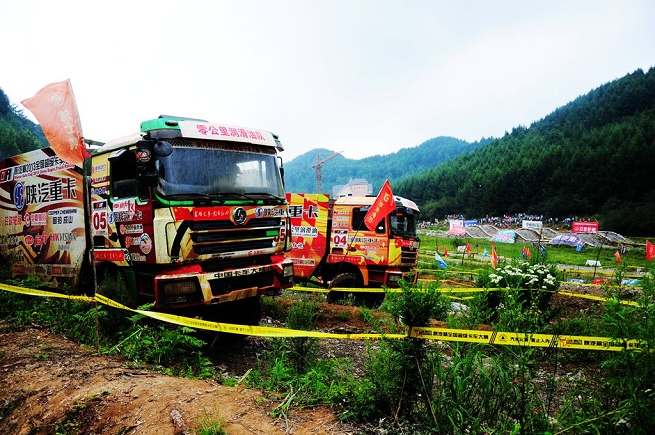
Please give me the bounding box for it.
[286,193,420,306]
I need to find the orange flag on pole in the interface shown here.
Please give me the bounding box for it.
[363,179,396,231]
[491,241,498,269]
[614,250,622,263]
[21,79,85,165]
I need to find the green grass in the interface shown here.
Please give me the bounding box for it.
[420,234,652,275]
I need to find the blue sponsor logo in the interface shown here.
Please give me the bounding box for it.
[13,182,25,211]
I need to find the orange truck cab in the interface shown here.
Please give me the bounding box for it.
[286,193,420,305]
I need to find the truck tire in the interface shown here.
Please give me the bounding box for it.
[327,273,385,308]
[96,267,139,309]
[327,273,361,304]
[212,295,263,326]
[238,295,263,326]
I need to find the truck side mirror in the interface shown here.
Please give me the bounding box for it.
[277,156,285,187]
[139,173,159,188]
[154,140,173,156]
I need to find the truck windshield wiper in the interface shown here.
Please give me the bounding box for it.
[163,192,283,204]
[208,192,284,204]
[164,193,213,200]
[162,193,228,204]
[241,192,285,204]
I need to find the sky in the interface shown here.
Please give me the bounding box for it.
[1,0,654,162]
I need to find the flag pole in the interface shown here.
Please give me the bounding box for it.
[592,244,602,280]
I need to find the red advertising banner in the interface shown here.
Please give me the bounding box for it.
[572,221,598,233]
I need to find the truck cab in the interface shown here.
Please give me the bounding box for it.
[88,116,294,314]
[287,193,420,305]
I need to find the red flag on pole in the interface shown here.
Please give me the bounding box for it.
[363,179,396,231]
[614,251,622,263]
[491,241,498,269]
[21,79,85,165]
[646,240,655,261]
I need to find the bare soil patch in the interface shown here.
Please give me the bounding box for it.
[0,322,363,435]
[0,288,605,434]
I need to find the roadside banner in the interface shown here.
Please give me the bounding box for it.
[548,233,582,247]
[434,252,448,269]
[572,221,599,233]
[491,230,515,243]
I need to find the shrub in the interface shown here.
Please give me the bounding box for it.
[352,280,449,425]
[478,259,560,322]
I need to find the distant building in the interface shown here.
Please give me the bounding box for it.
[333,178,372,198]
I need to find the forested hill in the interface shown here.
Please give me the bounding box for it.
[283,136,492,194]
[0,88,47,159]
[395,68,655,236]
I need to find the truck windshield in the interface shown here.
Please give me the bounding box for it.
[155,143,284,199]
[390,209,418,238]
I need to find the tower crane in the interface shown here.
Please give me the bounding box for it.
[311,151,342,194]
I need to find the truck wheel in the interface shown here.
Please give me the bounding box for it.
[361,292,385,309]
[213,295,263,326]
[327,273,385,308]
[327,273,361,305]
[239,295,263,326]
[97,267,138,308]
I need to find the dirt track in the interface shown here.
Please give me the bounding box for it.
[0,323,360,435]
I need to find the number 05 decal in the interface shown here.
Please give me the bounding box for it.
[92,201,109,236]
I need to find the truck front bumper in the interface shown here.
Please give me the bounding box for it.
[153,259,294,308]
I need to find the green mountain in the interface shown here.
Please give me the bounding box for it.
[395,68,655,236]
[283,137,491,194]
[0,88,47,159]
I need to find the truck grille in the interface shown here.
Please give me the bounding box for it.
[186,217,281,257]
[400,247,418,266]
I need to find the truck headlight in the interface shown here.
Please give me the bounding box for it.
[161,279,198,296]
[283,263,294,278]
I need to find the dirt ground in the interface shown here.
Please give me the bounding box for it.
[0,301,378,435]
[0,286,604,435]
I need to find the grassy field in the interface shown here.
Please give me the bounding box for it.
[418,231,653,283]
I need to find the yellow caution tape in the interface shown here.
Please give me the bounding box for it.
[557,290,639,306]
[0,282,95,302]
[410,326,644,352]
[94,294,400,339]
[291,285,639,306]
[289,285,499,294]
[0,284,646,350]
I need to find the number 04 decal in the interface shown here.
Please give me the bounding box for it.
[333,229,349,249]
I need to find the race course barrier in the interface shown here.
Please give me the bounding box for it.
[292,284,640,306]
[0,282,647,352]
